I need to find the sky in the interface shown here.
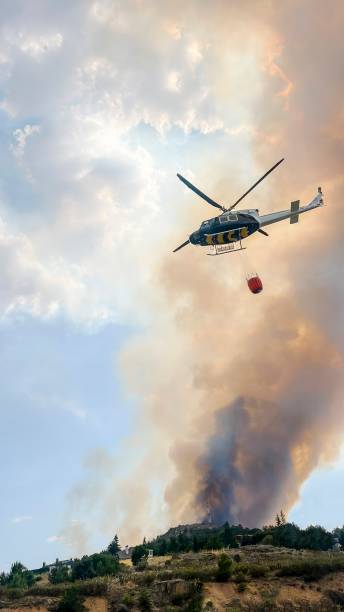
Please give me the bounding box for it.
[0,0,344,572]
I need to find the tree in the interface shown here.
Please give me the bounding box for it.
[168,536,178,553]
[273,523,301,548]
[131,545,148,567]
[275,511,286,527]
[57,588,86,612]
[206,534,221,550]
[216,553,233,582]
[72,553,119,581]
[8,572,27,589]
[223,522,232,546]
[333,526,344,547]
[300,525,334,551]
[3,562,35,589]
[49,565,71,584]
[107,534,120,556]
[222,522,237,548]
[138,588,152,611]
[10,562,26,575]
[192,535,201,553]
[177,531,191,552]
[156,538,167,556]
[25,572,35,587]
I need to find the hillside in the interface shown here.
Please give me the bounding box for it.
[2,546,344,610]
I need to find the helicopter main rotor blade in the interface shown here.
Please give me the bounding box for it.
[177,173,226,212]
[173,239,190,253]
[228,158,284,211]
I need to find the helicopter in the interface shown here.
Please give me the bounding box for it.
[173,159,324,255]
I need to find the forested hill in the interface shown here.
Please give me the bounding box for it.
[146,517,344,556]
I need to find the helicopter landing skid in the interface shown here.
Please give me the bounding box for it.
[207,241,246,256]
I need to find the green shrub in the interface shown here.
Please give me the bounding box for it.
[132,545,149,567]
[237,581,247,593]
[74,577,110,596]
[248,564,267,578]
[277,558,344,581]
[57,588,87,612]
[49,565,72,584]
[121,591,134,607]
[141,572,155,586]
[138,588,152,611]
[260,587,279,606]
[72,553,119,580]
[234,571,248,584]
[29,577,109,598]
[2,587,26,599]
[183,592,204,612]
[131,562,215,586]
[136,559,149,572]
[28,583,67,597]
[145,566,213,582]
[233,563,249,576]
[215,554,232,582]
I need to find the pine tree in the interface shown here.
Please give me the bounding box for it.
[276,514,281,527]
[107,533,120,556]
[280,510,287,525]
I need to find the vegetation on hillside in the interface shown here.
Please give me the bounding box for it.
[0,561,36,589]
[2,522,344,610]
[144,518,342,556]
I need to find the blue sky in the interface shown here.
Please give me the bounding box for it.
[0,0,343,572]
[0,318,133,570]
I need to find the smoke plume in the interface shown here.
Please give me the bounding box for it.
[62,0,344,546]
[121,1,344,532]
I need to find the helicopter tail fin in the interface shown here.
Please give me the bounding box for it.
[290,200,300,224]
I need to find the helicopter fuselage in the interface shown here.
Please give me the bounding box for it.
[190,210,260,246]
[173,161,324,254]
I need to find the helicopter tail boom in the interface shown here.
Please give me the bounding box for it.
[259,188,324,228]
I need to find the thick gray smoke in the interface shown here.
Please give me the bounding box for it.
[198,398,291,526]
[198,382,341,527]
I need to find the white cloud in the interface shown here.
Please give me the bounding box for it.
[47,535,65,543]
[0,1,266,330]
[166,71,182,92]
[32,394,88,421]
[11,515,32,524]
[17,32,63,59]
[11,124,40,160]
